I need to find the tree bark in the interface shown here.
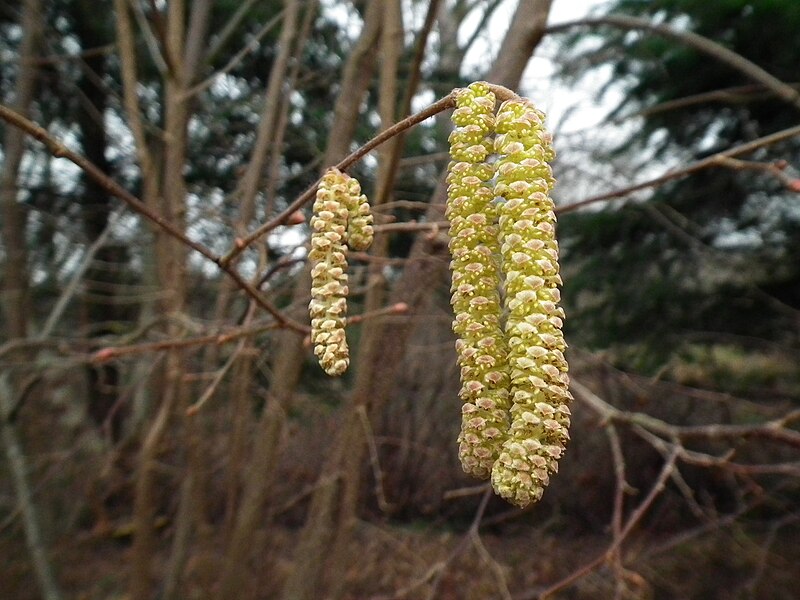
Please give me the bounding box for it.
[1,0,43,340]
[0,1,62,598]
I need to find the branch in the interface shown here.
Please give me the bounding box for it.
[127,0,169,75]
[556,122,800,214]
[571,379,800,450]
[547,15,800,112]
[617,82,800,123]
[530,447,679,600]
[92,321,278,362]
[203,0,262,67]
[1,376,64,600]
[0,103,309,334]
[220,93,460,265]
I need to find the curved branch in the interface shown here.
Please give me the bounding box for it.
[556,122,800,214]
[547,15,800,112]
[0,103,309,334]
[220,93,459,265]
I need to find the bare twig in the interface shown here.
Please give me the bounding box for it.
[345,302,409,327]
[41,210,123,337]
[184,337,253,416]
[92,322,278,363]
[220,94,460,265]
[606,424,627,597]
[1,378,64,600]
[713,156,800,191]
[575,378,800,450]
[425,487,494,600]
[186,10,285,98]
[357,406,395,514]
[532,448,679,600]
[547,15,800,111]
[372,220,450,234]
[127,0,169,75]
[618,82,800,123]
[556,123,800,214]
[0,103,308,333]
[203,0,262,66]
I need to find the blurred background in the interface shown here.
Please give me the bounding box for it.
[2,0,799,598]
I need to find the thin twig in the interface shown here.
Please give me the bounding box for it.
[547,15,800,111]
[345,302,409,327]
[571,379,800,450]
[185,339,247,416]
[713,156,800,191]
[186,10,285,98]
[40,209,124,337]
[0,103,308,333]
[556,123,800,214]
[220,94,459,265]
[606,424,627,597]
[425,488,494,600]
[533,449,679,600]
[357,406,395,514]
[92,322,278,362]
[127,0,168,75]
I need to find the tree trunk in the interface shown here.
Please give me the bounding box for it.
[1,0,42,340]
[0,3,63,598]
[129,1,192,598]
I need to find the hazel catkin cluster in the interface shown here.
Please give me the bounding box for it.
[446,83,572,508]
[309,168,373,376]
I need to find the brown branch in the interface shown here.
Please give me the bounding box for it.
[547,15,800,112]
[397,151,450,169]
[372,0,441,209]
[713,156,800,191]
[532,448,679,600]
[572,379,800,450]
[0,103,308,334]
[370,199,445,213]
[556,123,800,214]
[606,424,627,597]
[92,322,278,363]
[344,302,409,327]
[220,93,458,265]
[618,83,800,123]
[425,488,494,600]
[185,339,247,416]
[357,405,396,514]
[202,0,262,67]
[127,0,169,75]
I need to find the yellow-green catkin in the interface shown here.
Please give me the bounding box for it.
[490,99,572,507]
[309,168,353,376]
[446,82,511,479]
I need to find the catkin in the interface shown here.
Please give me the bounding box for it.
[309,169,354,376]
[489,98,572,508]
[446,82,511,479]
